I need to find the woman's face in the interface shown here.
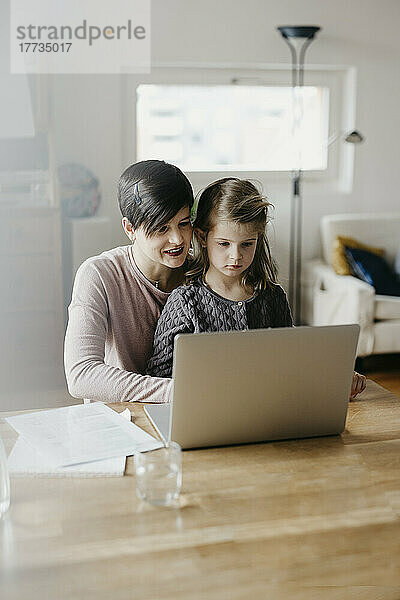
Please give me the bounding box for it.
[133,206,192,269]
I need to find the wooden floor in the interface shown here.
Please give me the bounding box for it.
[356,353,400,397]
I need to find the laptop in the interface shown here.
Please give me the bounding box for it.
[144,324,359,449]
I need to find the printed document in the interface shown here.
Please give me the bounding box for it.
[7,409,132,477]
[6,403,163,468]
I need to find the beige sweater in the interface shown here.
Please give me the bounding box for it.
[64,245,173,403]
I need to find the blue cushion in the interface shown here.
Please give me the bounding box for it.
[395,242,400,276]
[345,247,400,296]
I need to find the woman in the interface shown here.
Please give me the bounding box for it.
[65,161,365,403]
[64,160,194,403]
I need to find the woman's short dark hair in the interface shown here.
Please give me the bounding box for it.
[118,160,194,236]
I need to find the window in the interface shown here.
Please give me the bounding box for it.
[136,84,329,172]
[126,65,357,191]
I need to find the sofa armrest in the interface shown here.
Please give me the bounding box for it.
[305,259,373,292]
[303,259,375,355]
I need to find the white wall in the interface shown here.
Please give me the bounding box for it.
[51,0,400,285]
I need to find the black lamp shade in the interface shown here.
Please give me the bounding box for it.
[345,130,364,144]
[277,26,321,39]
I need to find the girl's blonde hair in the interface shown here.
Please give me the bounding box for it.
[186,177,277,290]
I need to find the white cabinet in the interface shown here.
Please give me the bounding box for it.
[62,215,111,317]
[0,207,65,398]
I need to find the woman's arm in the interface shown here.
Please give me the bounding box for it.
[350,372,366,400]
[147,288,194,378]
[64,260,172,403]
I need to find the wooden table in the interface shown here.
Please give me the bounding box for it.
[0,380,399,600]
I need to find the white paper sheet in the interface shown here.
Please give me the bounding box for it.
[6,403,163,468]
[7,409,131,477]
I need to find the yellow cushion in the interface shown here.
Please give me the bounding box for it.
[332,236,385,275]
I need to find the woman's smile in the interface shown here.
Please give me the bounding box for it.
[164,245,184,257]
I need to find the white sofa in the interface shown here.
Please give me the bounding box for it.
[303,213,400,357]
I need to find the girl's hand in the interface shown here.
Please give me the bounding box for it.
[350,371,366,400]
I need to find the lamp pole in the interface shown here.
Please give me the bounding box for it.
[277,26,320,325]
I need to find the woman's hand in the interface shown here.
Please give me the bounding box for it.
[350,371,367,400]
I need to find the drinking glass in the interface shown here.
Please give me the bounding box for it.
[0,435,10,517]
[134,442,182,506]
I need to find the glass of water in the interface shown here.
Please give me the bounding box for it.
[134,442,182,506]
[0,435,10,517]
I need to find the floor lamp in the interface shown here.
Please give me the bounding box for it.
[277,25,321,325]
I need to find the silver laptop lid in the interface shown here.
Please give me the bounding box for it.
[170,325,359,449]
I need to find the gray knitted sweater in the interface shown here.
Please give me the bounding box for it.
[147,279,293,378]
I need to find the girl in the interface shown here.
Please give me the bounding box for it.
[147,177,366,399]
[64,160,194,403]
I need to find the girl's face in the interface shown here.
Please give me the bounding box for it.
[132,206,192,270]
[197,220,259,281]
